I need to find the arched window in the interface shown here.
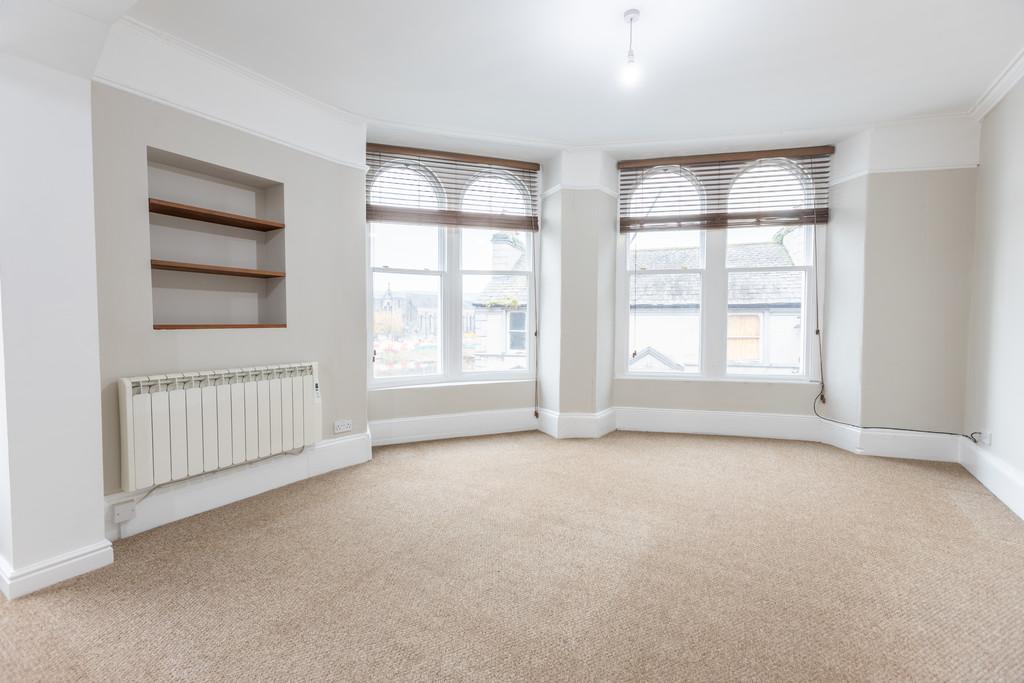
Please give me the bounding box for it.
[625,166,705,374]
[628,165,703,219]
[727,159,808,214]
[459,173,533,372]
[368,163,445,380]
[368,162,444,210]
[724,159,811,376]
[461,173,529,216]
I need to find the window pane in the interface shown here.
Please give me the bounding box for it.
[463,273,529,372]
[372,272,441,379]
[727,161,811,267]
[508,311,527,351]
[726,226,811,267]
[371,223,440,270]
[627,167,702,218]
[461,174,529,215]
[727,161,806,214]
[627,230,704,271]
[462,229,530,271]
[369,164,442,209]
[628,273,701,373]
[727,271,804,375]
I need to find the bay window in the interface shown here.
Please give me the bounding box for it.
[618,147,832,380]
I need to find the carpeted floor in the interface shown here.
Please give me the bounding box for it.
[1,431,1023,682]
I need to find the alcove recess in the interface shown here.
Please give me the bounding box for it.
[147,148,286,330]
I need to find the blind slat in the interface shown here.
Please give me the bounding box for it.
[366,145,540,232]
[366,205,538,231]
[618,147,832,233]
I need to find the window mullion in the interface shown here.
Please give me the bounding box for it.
[444,227,461,381]
[704,230,727,377]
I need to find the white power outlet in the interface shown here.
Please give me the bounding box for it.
[113,500,136,524]
[333,419,353,434]
[977,432,992,446]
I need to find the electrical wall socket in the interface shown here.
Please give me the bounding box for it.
[113,500,136,524]
[976,432,992,446]
[333,419,353,434]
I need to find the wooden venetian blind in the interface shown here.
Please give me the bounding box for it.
[366,144,540,231]
[618,146,833,232]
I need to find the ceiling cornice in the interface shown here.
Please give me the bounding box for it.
[95,18,367,169]
[112,17,365,126]
[969,45,1024,121]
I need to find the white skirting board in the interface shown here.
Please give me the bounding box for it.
[960,439,1024,521]
[612,407,961,463]
[538,408,616,439]
[614,406,824,443]
[373,406,961,461]
[370,408,539,446]
[105,432,371,540]
[0,541,113,600]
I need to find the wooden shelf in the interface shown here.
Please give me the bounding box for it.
[154,323,287,330]
[149,198,284,232]
[151,259,285,279]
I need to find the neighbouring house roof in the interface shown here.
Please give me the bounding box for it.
[473,273,529,308]
[630,242,803,308]
[630,346,688,372]
[472,239,529,308]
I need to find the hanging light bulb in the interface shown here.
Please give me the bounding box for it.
[622,9,641,87]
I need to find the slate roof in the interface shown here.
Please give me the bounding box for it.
[473,273,529,309]
[473,242,802,309]
[631,242,803,308]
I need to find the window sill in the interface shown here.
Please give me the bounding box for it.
[369,377,535,392]
[616,374,819,386]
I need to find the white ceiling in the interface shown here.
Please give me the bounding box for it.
[127,0,1024,151]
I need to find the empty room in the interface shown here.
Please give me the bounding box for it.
[2,1,1024,680]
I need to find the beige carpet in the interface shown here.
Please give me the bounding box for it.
[2,431,1023,682]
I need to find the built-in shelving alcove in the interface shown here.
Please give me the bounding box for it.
[146,148,287,330]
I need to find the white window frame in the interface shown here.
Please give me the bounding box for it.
[616,153,823,385]
[616,228,821,383]
[368,225,536,389]
[622,230,707,375]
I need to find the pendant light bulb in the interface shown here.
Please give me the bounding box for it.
[622,9,641,87]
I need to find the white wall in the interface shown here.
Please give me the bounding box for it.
[370,381,535,420]
[860,169,977,432]
[821,176,868,425]
[822,120,979,433]
[0,278,10,566]
[536,150,618,417]
[965,76,1024,477]
[538,190,563,412]
[0,55,110,587]
[556,189,618,413]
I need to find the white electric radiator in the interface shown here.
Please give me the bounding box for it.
[119,362,322,493]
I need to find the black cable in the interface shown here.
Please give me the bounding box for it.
[812,391,979,443]
[533,225,541,419]
[134,445,307,505]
